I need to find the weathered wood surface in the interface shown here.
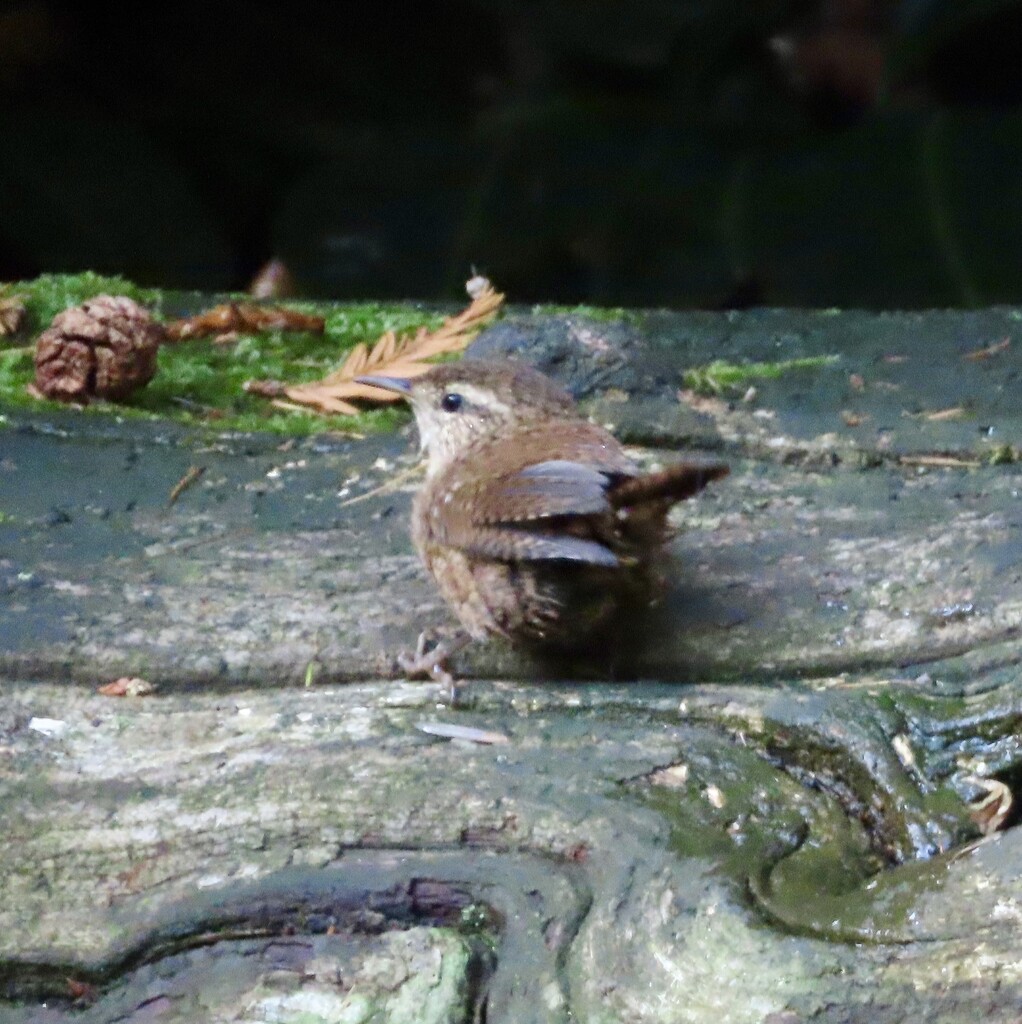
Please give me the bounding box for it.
[1,306,1022,1022]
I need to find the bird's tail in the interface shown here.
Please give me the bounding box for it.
[610,460,729,508]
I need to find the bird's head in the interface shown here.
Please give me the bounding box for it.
[357,359,579,476]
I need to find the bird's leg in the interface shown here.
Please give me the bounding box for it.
[397,628,472,702]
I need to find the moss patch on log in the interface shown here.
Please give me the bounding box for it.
[0,272,444,435]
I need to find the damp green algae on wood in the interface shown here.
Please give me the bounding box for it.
[682,354,840,395]
[531,302,640,325]
[0,272,446,436]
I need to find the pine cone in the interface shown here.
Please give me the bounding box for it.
[33,295,164,403]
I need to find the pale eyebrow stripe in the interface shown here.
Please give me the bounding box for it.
[451,383,512,417]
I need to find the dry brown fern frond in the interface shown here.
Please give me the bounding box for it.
[244,280,504,417]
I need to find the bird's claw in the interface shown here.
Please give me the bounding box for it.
[397,643,454,686]
[396,630,469,704]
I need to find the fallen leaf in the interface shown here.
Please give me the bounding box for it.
[98,677,155,697]
[166,303,324,341]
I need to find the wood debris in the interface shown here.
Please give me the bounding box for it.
[66,977,98,1005]
[891,733,917,771]
[0,296,26,336]
[336,463,422,509]
[168,465,206,506]
[923,406,967,421]
[963,337,1010,361]
[898,454,981,469]
[166,303,324,342]
[170,396,225,420]
[704,783,727,809]
[245,279,504,417]
[416,720,510,745]
[98,677,156,697]
[966,776,1013,835]
[902,406,967,422]
[646,763,690,788]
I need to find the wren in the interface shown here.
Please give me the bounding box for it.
[357,359,728,683]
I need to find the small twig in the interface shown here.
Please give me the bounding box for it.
[898,454,981,469]
[963,337,1010,361]
[902,406,967,422]
[336,462,423,508]
[168,465,206,506]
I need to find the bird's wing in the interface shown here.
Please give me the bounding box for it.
[425,424,638,565]
[453,525,620,566]
[434,460,621,565]
[475,459,618,520]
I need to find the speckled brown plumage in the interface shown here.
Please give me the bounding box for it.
[358,359,728,667]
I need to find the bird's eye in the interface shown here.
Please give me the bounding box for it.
[440,392,463,413]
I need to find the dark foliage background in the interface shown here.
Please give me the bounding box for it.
[2,0,1022,307]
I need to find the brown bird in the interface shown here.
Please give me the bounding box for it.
[357,360,728,684]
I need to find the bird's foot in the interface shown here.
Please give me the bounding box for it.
[397,631,455,684]
[396,630,471,704]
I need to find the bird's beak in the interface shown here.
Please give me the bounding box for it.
[354,374,413,396]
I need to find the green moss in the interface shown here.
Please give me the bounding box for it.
[0,346,33,394]
[683,354,840,395]
[531,302,639,324]
[988,443,1018,466]
[5,271,158,336]
[457,903,493,935]
[0,273,452,436]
